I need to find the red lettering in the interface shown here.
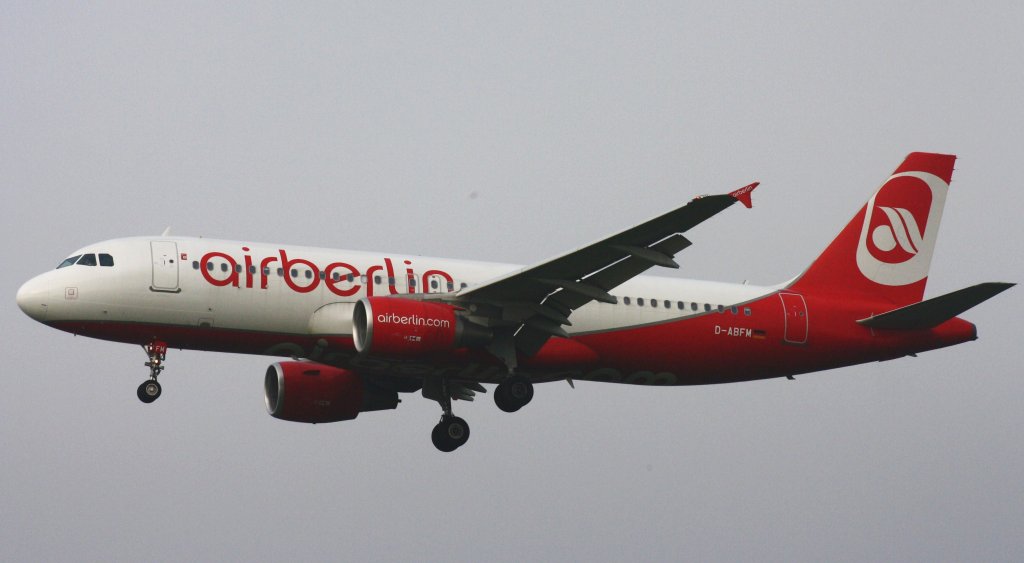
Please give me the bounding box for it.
[422,270,453,293]
[325,262,360,297]
[279,249,319,293]
[243,247,254,289]
[259,256,278,289]
[404,260,415,294]
[200,252,239,287]
[196,249,455,299]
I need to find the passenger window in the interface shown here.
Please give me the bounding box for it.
[691,303,698,311]
[624,296,631,305]
[651,299,658,308]
[99,254,114,267]
[207,262,214,271]
[291,269,298,278]
[409,278,416,288]
[731,306,738,314]
[704,304,711,312]
[665,300,671,309]
[460,282,468,289]
[250,265,257,275]
[360,275,368,284]
[347,274,354,282]
[221,263,229,273]
[77,254,97,266]
[447,282,455,291]
[677,301,684,310]
[430,279,438,290]
[332,272,341,282]
[717,305,724,313]
[305,270,313,280]
[57,255,82,269]
[744,307,752,316]
[387,276,396,285]
[318,271,325,280]
[637,298,645,306]
[192,261,200,270]
[234,264,242,273]
[263,267,270,276]
[374,276,382,285]
[277,268,284,277]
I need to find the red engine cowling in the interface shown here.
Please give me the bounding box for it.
[352,297,491,358]
[264,361,398,424]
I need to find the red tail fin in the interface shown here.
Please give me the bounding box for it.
[788,152,956,307]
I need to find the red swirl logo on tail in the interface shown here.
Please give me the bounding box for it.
[856,172,948,286]
[871,205,924,258]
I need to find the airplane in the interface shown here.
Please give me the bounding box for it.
[16,152,1013,452]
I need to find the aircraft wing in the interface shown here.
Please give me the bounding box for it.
[439,182,759,362]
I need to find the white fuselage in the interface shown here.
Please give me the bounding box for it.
[20,236,775,346]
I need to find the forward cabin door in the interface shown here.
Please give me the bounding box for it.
[151,241,180,292]
[778,292,808,344]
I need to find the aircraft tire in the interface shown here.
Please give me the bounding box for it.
[495,376,533,412]
[432,416,469,452]
[137,380,161,403]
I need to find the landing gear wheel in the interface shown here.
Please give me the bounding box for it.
[431,416,470,452]
[137,380,162,403]
[495,375,534,413]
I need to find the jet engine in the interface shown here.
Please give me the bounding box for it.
[352,297,491,358]
[264,361,398,424]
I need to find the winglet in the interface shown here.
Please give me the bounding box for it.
[729,182,759,209]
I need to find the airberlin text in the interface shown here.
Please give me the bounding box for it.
[199,248,454,298]
[378,313,450,328]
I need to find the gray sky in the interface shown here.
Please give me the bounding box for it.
[3,2,1022,561]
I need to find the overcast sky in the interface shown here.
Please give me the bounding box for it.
[3,2,1022,562]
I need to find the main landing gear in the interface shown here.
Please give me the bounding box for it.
[430,379,470,452]
[425,374,536,452]
[137,340,167,404]
[494,374,534,413]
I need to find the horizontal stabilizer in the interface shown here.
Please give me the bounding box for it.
[857,282,1015,330]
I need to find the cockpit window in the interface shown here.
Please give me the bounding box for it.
[77,254,98,266]
[99,254,114,267]
[57,255,82,269]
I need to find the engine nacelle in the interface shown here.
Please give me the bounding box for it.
[352,297,491,358]
[264,361,398,424]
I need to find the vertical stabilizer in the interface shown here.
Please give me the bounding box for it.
[788,152,956,307]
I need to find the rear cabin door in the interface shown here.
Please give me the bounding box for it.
[151,241,180,292]
[778,292,808,344]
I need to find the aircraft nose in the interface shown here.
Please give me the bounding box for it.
[16,275,50,322]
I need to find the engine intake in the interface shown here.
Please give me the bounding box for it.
[352,297,491,358]
[265,361,398,424]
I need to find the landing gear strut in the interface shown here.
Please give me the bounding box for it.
[427,378,470,452]
[494,374,534,413]
[137,340,167,404]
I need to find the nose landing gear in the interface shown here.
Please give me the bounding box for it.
[137,340,167,404]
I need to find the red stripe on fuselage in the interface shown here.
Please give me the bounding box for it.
[47,291,976,386]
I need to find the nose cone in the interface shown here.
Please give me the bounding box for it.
[16,275,50,322]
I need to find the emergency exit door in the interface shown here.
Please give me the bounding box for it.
[778,292,808,344]
[151,241,180,292]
